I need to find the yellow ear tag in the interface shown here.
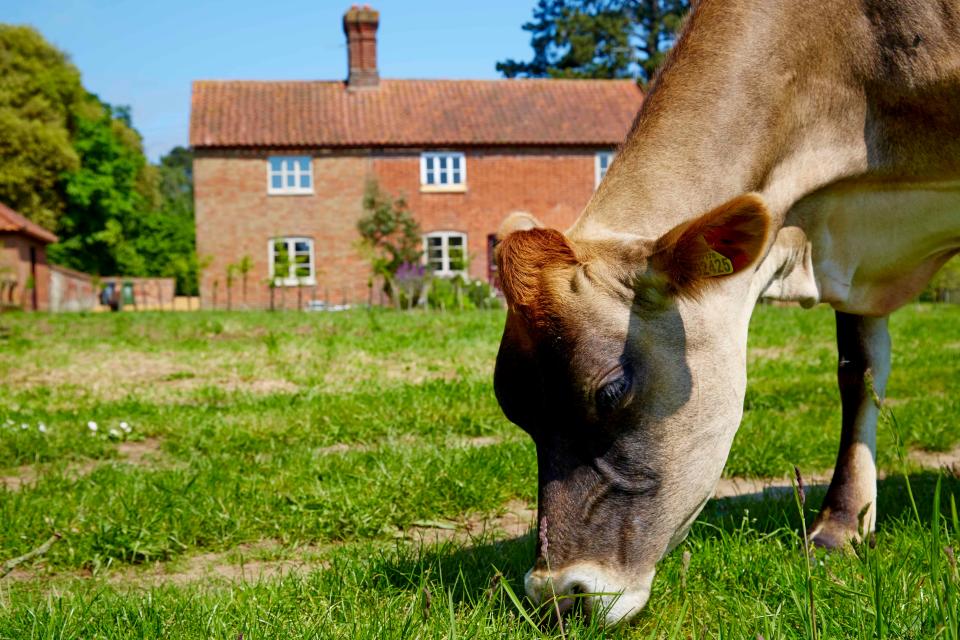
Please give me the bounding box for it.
[697,249,734,278]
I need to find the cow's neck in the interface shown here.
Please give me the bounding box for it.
[569,0,867,244]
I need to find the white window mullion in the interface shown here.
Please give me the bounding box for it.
[420,152,465,189]
[268,156,313,195]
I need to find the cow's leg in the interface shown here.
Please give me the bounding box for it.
[809,312,890,549]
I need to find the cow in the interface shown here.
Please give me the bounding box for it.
[493,0,960,626]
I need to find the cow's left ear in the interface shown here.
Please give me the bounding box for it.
[651,193,770,297]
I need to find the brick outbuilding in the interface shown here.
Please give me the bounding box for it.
[0,202,57,311]
[190,5,643,309]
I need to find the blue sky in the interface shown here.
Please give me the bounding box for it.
[6,1,536,160]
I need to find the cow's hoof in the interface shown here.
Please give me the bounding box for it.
[808,510,860,550]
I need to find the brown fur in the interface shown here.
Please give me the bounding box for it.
[496,228,579,325]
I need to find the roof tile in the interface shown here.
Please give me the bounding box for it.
[190,79,642,148]
[0,202,58,244]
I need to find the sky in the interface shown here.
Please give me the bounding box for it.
[5,1,536,161]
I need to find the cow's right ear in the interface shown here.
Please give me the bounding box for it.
[497,211,543,240]
[495,212,577,321]
[650,193,770,298]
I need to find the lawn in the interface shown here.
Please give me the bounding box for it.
[0,304,958,638]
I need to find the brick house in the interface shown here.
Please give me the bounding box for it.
[190,5,643,309]
[0,202,57,311]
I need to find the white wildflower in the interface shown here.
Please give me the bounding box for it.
[21,423,29,430]
[120,421,131,433]
[87,421,98,432]
[38,423,47,433]
[109,428,121,439]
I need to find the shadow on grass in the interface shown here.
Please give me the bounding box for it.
[365,531,536,605]
[699,469,960,538]
[366,470,959,608]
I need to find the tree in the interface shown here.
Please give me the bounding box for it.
[236,255,253,308]
[1,25,198,295]
[0,25,84,229]
[135,147,198,295]
[356,180,423,308]
[47,94,152,276]
[497,0,690,85]
[225,262,238,311]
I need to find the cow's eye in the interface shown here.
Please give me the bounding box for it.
[596,374,630,414]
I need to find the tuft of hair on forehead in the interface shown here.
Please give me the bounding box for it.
[496,228,579,324]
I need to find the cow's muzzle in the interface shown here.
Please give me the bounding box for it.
[524,563,655,626]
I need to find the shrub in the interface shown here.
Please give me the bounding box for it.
[427,275,500,311]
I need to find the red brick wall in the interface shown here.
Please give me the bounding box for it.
[0,234,51,311]
[374,149,598,282]
[195,151,372,309]
[49,265,97,312]
[194,147,604,309]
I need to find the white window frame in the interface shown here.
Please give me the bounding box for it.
[420,152,467,191]
[423,231,467,277]
[267,156,314,195]
[269,236,316,286]
[595,151,614,188]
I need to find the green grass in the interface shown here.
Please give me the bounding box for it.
[0,304,958,638]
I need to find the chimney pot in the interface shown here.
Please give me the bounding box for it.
[343,5,380,89]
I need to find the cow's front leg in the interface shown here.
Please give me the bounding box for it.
[809,311,890,549]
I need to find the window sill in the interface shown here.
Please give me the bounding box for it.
[267,190,315,197]
[420,184,467,194]
[272,278,317,287]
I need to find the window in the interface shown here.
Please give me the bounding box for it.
[595,151,614,187]
[268,156,313,194]
[424,231,467,276]
[269,237,315,285]
[420,152,466,189]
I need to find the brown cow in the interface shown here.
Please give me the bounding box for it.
[494,0,960,625]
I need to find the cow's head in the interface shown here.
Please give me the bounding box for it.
[494,194,770,625]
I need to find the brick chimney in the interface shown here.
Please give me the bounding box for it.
[343,5,380,89]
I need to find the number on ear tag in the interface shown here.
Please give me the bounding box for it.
[697,249,734,277]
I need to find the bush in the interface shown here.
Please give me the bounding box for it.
[427,276,501,311]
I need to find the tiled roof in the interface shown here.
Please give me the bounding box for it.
[190,79,642,148]
[0,202,58,243]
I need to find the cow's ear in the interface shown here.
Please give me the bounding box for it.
[651,193,770,297]
[497,211,543,239]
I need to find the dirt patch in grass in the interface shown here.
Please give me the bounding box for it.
[312,434,505,457]
[400,498,536,544]
[908,444,960,474]
[0,438,168,492]
[11,350,188,394]
[714,472,832,500]
[714,444,960,500]
[111,541,330,588]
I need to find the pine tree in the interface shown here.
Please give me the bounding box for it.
[497,0,690,85]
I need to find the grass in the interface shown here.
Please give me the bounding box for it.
[0,303,958,638]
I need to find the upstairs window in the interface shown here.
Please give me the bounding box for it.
[421,152,466,189]
[424,231,467,276]
[270,236,315,285]
[595,151,614,187]
[268,156,313,195]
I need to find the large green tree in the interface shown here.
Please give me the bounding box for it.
[498,0,690,84]
[0,25,83,229]
[135,147,198,295]
[48,96,153,276]
[1,24,197,293]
